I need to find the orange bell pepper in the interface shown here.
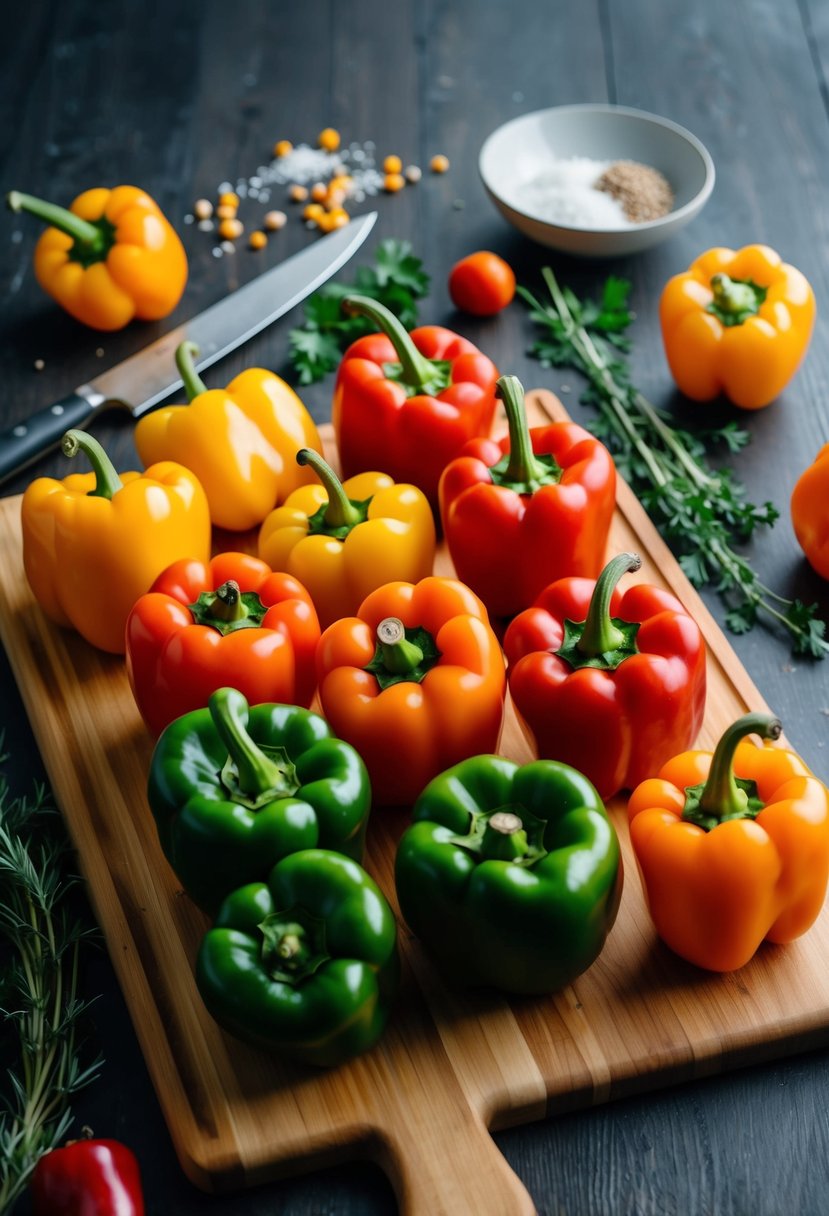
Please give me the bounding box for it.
[134,342,322,532]
[7,186,187,331]
[316,577,506,806]
[21,430,211,654]
[628,713,829,971]
[791,444,829,579]
[659,245,816,410]
[258,449,436,629]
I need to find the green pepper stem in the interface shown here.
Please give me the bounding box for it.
[209,581,249,624]
[480,811,529,861]
[496,375,550,487]
[577,553,642,658]
[208,688,296,799]
[297,448,363,530]
[376,617,424,674]
[697,712,782,821]
[7,190,105,249]
[342,294,437,390]
[175,340,208,401]
[61,429,124,500]
[710,274,761,318]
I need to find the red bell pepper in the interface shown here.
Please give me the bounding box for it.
[503,552,707,799]
[439,375,616,618]
[125,552,320,737]
[30,1138,144,1215]
[331,294,499,508]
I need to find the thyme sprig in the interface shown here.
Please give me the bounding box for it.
[0,756,101,1210]
[519,270,828,659]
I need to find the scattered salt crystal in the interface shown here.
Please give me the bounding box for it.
[221,240,236,254]
[184,214,194,224]
[198,219,214,232]
[250,176,262,188]
[212,247,223,258]
[516,156,631,229]
[218,181,233,194]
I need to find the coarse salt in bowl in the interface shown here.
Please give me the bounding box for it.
[479,103,715,257]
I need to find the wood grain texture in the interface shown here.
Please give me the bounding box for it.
[2,393,828,1215]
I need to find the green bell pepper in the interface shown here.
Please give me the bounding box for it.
[196,849,399,1067]
[147,687,371,914]
[394,755,622,994]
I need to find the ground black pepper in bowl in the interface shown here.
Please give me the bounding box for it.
[595,160,674,222]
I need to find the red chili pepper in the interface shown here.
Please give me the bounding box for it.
[331,294,499,508]
[503,552,707,799]
[125,551,320,737]
[30,1138,144,1215]
[439,375,616,619]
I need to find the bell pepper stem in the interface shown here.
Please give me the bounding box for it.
[697,712,782,821]
[480,811,530,861]
[7,189,105,249]
[209,581,249,623]
[377,617,424,674]
[61,429,124,499]
[175,341,208,401]
[342,294,437,391]
[710,273,762,319]
[208,688,297,800]
[578,553,642,658]
[496,375,550,486]
[296,448,363,529]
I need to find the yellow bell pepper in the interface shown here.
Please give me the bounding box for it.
[22,429,211,654]
[134,341,323,532]
[257,449,436,629]
[659,244,816,410]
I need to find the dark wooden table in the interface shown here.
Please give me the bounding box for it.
[4,2,829,1212]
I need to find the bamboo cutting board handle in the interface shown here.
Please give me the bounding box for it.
[382,1108,537,1216]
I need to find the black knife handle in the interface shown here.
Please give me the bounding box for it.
[0,387,105,486]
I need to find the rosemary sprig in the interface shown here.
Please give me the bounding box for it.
[0,755,101,1210]
[519,269,828,659]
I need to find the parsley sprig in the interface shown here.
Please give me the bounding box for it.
[0,755,101,1209]
[520,270,828,659]
[289,238,430,384]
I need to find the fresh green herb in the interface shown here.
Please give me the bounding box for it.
[519,270,828,659]
[289,238,430,384]
[0,754,101,1210]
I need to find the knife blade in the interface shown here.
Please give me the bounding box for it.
[0,210,377,485]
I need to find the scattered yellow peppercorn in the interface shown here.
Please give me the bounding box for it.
[218,217,244,240]
[303,202,325,223]
[273,140,293,158]
[249,231,268,250]
[318,128,341,152]
[310,182,328,203]
[216,203,237,221]
[326,187,347,210]
[383,154,403,174]
[330,173,352,193]
[263,209,287,231]
[289,184,309,202]
[430,154,450,173]
[384,172,406,193]
[219,191,239,209]
[327,207,350,228]
[193,198,213,220]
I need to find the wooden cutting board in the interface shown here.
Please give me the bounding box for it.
[2,389,828,1216]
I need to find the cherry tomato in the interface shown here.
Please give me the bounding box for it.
[448,251,516,316]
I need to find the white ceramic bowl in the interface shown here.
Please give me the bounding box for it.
[479,104,715,257]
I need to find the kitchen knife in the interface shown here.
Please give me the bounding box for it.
[0,210,377,485]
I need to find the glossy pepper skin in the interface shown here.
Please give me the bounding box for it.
[395,755,622,994]
[659,245,816,410]
[196,848,399,1067]
[628,713,829,972]
[21,430,210,654]
[135,341,323,532]
[8,186,187,331]
[147,688,371,914]
[439,376,616,618]
[791,444,829,579]
[30,1137,144,1215]
[503,553,706,800]
[258,448,436,629]
[126,551,320,738]
[317,576,506,806]
[332,294,499,508]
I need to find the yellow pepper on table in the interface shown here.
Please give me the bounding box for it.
[134,342,323,532]
[22,429,211,654]
[659,244,816,409]
[258,449,436,629]
[791,444,829,579]
[7,186,187,331]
